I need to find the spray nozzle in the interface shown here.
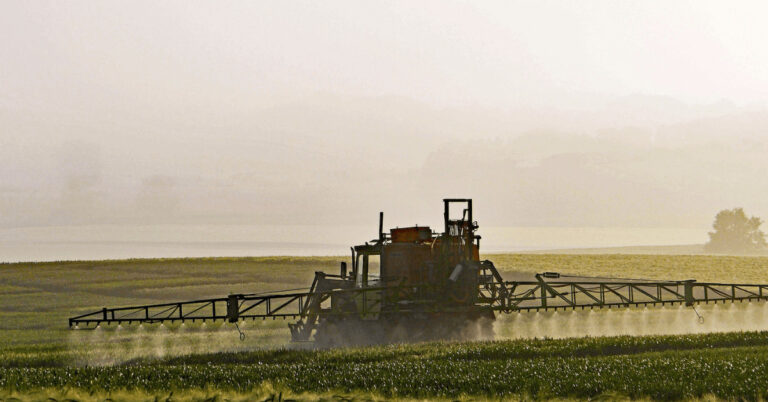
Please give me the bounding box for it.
[235,322,246,341]
[692,306,705,324]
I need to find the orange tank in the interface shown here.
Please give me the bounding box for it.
[390,226,432,243]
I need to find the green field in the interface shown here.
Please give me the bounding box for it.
[4,254,768,400]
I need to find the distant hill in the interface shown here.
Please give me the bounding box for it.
[513,244,768,256]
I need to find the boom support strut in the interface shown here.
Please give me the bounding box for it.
[69,274,768,330]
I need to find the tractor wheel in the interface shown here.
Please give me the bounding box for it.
[387,321,410,344]
[466,311,495,341]
[314,320,342,348]
[474,315,495,340]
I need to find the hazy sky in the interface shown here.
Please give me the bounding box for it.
[3,1,768,233]
[4,1,768,109]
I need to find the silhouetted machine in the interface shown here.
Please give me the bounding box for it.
[69,199,768,346]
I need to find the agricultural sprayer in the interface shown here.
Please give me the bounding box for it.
[69,199,768,346]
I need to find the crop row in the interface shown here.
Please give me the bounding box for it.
[2,347,768,399]
[3,329,768,369]
[155,330,768,366]
[4,336,768,399]
[4,330,768,368]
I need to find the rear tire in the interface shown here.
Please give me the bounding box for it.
[314,311,496,347]
[314,320,342,348]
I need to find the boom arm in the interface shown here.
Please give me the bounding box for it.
[488,277,768,312]
[70,272,768,330]
[68,291,312,327]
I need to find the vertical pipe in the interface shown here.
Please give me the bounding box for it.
[298,296,303,315]
[467,199,472,227]
[600,284,605,304]
[684,282,694,306]
[444,199,450,234]
[571,283,576,305]
[227,295,240,323]
[379,212,384,243]
[466,199,473,259]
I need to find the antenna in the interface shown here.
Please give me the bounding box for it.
[378,211,384,243]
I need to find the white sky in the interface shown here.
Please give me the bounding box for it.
[3,1,768,234]
[3,1,768,111]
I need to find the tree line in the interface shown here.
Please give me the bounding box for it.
[705,208,767,253]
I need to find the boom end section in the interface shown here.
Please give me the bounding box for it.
[227,294,241,323]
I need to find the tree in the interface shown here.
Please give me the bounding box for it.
[705,208,767,253]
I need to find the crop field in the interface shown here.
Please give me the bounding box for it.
[4,254,768,400]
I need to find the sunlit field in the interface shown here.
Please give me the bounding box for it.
[4,254,768,400]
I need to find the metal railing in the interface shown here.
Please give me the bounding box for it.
[491,280,768,312]
[69,275,768,328]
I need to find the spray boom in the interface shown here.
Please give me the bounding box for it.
[67,199,768,346]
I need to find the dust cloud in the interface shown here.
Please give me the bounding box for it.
[68,301,768,365]
[494,301,768,340]
[67,320,292,367]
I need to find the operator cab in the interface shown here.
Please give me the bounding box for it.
[348,199,481,289]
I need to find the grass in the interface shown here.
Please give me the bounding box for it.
[0,384,406,402]
[5,254,768,399]
[489,253,768,283]
[0,256,338,345]
[5,333,768,400]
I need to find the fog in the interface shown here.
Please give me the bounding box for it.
[3,1,768,258]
